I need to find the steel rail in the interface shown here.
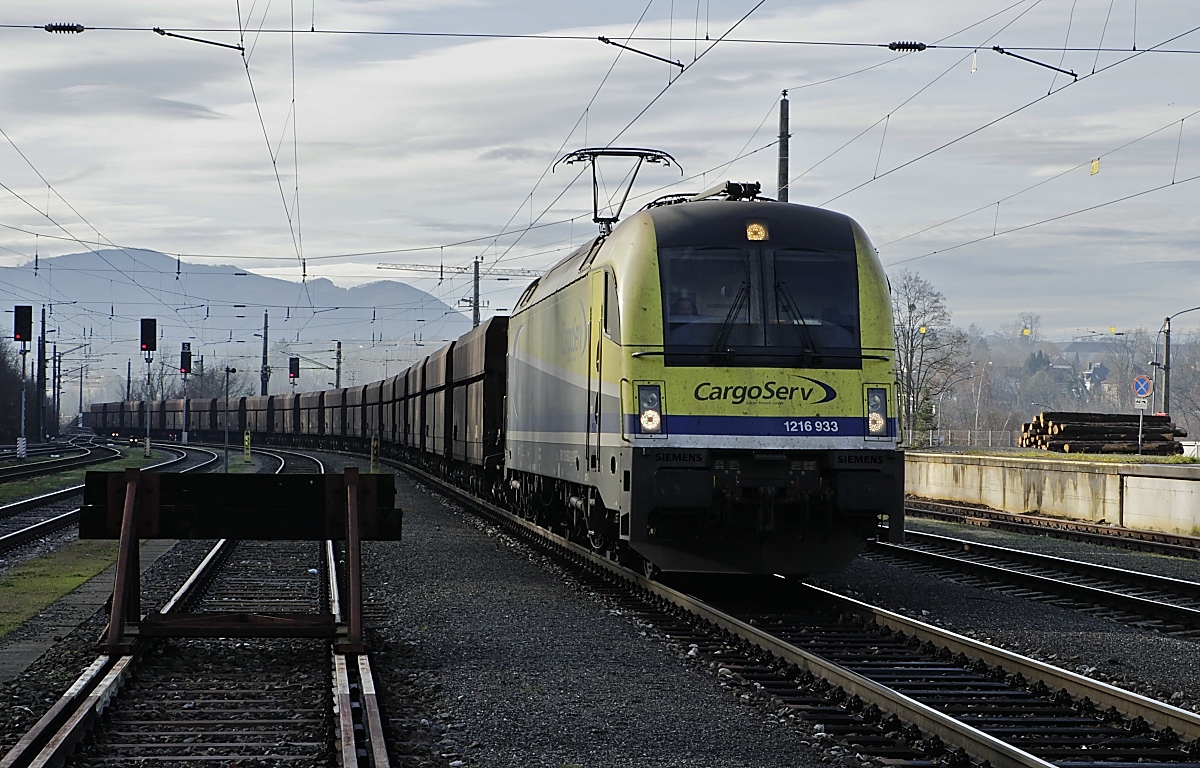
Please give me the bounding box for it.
[809,583,1200,741]
[0,447,215,555]
[871,538,1200,628]
[2,448,374,768]
[391,460,1060,768]
[0,444,198,520]
[907,498,1200,558]
[0,445,121,483]
[393,457,1200,766]
[898,529,1200,599]
[0,510,81,554]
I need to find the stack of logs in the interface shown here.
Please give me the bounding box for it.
[1020,412,1186,454]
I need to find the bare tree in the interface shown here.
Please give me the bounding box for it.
[997,311,1042,344]
[891,270,971,432]
[124,356,254,401]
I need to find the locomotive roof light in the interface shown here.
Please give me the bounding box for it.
[637,383,663,434]
[746,222,769,241]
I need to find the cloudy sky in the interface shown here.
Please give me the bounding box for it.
[3,0,1200,367]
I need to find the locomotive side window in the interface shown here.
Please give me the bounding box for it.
[603,270,621,341]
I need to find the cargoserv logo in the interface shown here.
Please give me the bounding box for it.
[693,376,837,405]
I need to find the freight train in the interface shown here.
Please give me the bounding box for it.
[91,183,904,576]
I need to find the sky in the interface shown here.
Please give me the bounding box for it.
[3,0,1200,391]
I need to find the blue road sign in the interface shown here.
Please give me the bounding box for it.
[1133,375,1153,397]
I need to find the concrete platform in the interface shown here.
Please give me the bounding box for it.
[0,539,177,683]
[907,451,1200,536]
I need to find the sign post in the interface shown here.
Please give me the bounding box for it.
[1133,375,1153,455]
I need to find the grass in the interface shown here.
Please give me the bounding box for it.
[959,448,1200,464]
[0,448,169,505]
[0,539,119,638]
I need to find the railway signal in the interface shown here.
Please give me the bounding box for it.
[289,356,300,379]
[180,342,192,375]
[13,306,32,459]
[140,318,156,352]
[14,305,32,342]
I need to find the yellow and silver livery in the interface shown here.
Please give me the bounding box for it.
[505,191,903,575]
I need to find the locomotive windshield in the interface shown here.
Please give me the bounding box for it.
[659,244,861,368]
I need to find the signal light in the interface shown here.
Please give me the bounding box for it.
[289,357,300,379]
[180,345,192,375]
[14,305,32,343]
[140,318,156,352]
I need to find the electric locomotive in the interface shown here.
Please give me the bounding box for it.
[87,181,903,577]
[504,181,903,575]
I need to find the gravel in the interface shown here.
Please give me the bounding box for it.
[812,529,1200,715]
[7,445,1200,765]
[0,538,215,750]
[364,469,833,768]
[905,515,1200,582]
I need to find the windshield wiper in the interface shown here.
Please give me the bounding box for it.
[775,281,819,360]
[712,281,749,353]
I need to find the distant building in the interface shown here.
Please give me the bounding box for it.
[1083,361,1109,391]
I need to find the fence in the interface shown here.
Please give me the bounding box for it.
[903,430,1017,450]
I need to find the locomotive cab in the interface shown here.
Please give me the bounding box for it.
[505,194,904,576]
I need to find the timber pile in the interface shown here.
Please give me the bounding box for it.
[1020,411,1187,455]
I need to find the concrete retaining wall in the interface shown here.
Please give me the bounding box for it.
[906,452,1200,536]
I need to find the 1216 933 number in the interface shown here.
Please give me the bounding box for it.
[783,420,838,433]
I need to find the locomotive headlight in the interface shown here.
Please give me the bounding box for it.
[867,387,888,436]
[638,384,663,434]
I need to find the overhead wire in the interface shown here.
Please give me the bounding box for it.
[816,18,1200,207]
[482,0,767,278]
[11,21,1200,54]
[878,106,1200,249]
[473,0,659,282]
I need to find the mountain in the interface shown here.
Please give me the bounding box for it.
[0,248,472,402]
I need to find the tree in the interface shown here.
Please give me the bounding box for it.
[891,270,972,434]
[998,311,1041,344]
[0,340,30,443]
[116,356,254,402]
[1025,350,1052,374]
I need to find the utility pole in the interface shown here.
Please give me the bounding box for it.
[52,343,58,435]
[126,359,131,401]
[1163,315,1171,418]
[335,340,342,388]
[260,310,270,396]
[19,347,27,457]
[14,305,31,457]
[778,90,790,203]
[223,366,236,472]
[473,257,481,327]
[37,305,46,441]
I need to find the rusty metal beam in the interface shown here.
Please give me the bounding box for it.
[103,469,140,654]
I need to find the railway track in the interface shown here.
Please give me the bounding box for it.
[0,444,122,484]
[1,446,390,767]
[907,497,1200,559]
[0,446,326,557]
[869,531,1200,636]
[397,460,1200,768]
[0,447,216,557]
